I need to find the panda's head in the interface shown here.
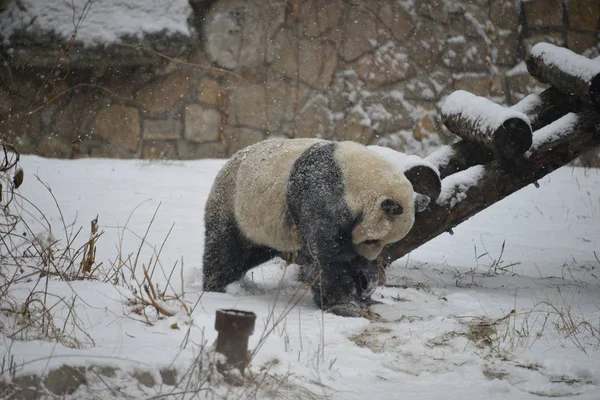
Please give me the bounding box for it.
[338,143,429,261]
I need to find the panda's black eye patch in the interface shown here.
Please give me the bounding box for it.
[363,239,380,245]
[381,198,403,216]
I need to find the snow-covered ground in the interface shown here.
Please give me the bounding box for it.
[1,155,600,399]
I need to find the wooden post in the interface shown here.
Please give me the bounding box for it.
[527,42,600,111]
[214,309,256,374]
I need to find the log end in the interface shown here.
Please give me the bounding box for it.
[493,117,533,158]
[404,165,442,203]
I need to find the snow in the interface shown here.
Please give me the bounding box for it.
[510,92,542,116]
[528,112,579,152]
[531,42,600,83]
[0,0,191,45]
[436,165,485,208]
[2,154,600,399]
[425,144,455,171]
[442,90,531,134]
[368,145,440,176]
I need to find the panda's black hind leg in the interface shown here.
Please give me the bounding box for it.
[202,216,280,292]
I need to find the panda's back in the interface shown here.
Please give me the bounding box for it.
[234,138,324,251]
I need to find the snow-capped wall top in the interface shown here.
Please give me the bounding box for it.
[0,0,192,45]
[530,43,600,84]
[442,90,531,133]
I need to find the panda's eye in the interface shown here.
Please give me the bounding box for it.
[363,239,380,246]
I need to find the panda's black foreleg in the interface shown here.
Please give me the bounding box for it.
[203,215,281,292]
[297,225,377,316]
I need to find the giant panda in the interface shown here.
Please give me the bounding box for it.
[202,138,428,317]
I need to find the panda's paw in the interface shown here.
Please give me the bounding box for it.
[326,302,381,320]
[360,297,383,307]
[326,302,364,318]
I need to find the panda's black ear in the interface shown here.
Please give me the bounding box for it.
[381,198,404,216]
[414,193,430,212]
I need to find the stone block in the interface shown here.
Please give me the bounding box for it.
[142,141,178,159]
[227,84,267,129]
[506,68,548,104]
[293,97,332,139]
[133,371,155,388]
[355,42,415,87]
[184,105,222,143]
[374,0,414,42]
[271,33,338,90]
[12,374,42,400]
[136,71,190,114]
[44,365,86,396]
[204,0,285,69]
[567,31,599,53]
[143,119,182,140]
[442,39,489,72]
[333,113,373,144]
[523,0,564,29]
[453,74,506,100]
[265,82,307,133]
[416,0,449,23]
[406,23,445,69]
[198,78,227,109]
[362,94,414,133]
[0,112,41,153]
[54,91,102,141]
[568,0,600,32]
[93,106,140,152]
[316,0,344,36]
[226,126,265,155]
[490,0,520,30]
[38,135,72,158]
[177,140,227,159]
[159,368,177,386]
[495,32,520,66]
[341,8,380,61]
[523,33,565,54]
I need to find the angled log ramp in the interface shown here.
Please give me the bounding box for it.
[376,43,600,279]
[377,110,600,273]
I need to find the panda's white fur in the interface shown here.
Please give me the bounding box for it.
[233,138,415,260]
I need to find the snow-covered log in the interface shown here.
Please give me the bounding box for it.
[441,90,533,159]
[368,145,442,201]
[429,87,581,179]
[376,110,600,274]
[527,43,600,111]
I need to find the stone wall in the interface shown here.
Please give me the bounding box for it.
[0,0,598,162]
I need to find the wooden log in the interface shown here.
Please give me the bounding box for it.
[368,145,442,201]
[441,90,533,159]
[377,110,600,276]
[426,141,492,180]
[510,87,581,132]
[527,43,600,111]
[428,87,582,180]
